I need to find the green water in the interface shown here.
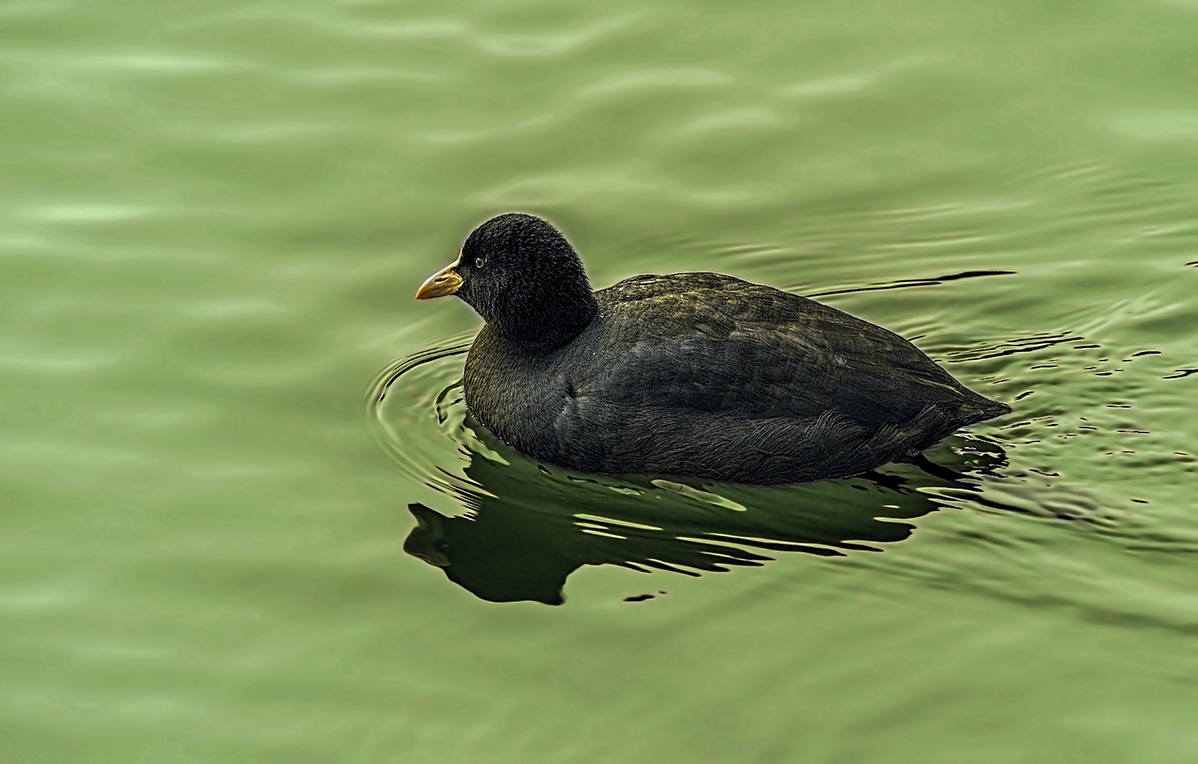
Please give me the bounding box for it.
[4,0,1198,761]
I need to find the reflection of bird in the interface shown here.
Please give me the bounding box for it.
[404,464,913,605]
[416,213,1010,484]
[400,433,1010,605]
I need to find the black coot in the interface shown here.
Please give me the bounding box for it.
[416,213,1009,484]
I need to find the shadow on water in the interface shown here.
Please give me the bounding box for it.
[371,343,1009,605]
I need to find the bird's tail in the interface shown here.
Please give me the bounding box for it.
[961,393,1012,425]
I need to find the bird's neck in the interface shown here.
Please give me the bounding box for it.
[496,287,598,353]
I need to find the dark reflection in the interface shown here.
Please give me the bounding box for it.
[404,424,1008,605]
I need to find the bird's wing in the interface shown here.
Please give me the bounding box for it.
[573,273,967,426]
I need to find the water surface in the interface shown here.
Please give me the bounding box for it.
[3,0,1197,761]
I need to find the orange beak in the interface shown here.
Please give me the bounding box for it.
[415,259,463,300]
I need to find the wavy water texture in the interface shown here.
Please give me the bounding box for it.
[5,0,1198,761]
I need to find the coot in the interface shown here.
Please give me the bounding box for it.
[416,213,1009,484]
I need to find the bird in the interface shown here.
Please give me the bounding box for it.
[415,213,1010,485]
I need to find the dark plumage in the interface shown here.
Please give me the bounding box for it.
[416,213,1010,484]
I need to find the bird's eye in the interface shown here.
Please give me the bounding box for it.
[474,257,485,269]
